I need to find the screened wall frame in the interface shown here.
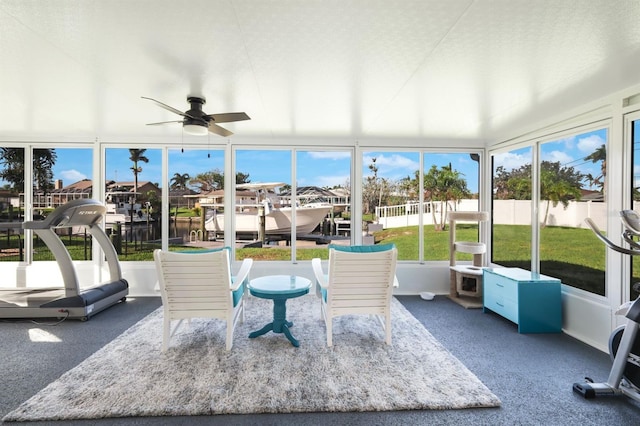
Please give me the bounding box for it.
[229,145,355,262]
[0,142,97,266]
[357,145,485,264]
[2,139,485,266]
[623,108,640,303]
[489,118,613,301]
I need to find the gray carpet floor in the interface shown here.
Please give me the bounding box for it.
[1,295,639,425]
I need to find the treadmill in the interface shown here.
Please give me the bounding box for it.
[0,199,128,320]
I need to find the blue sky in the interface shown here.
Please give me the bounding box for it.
[38,148,482,193]
[635,120,640,186]
[2,129,611,194]
[493,128,607,190]
[101,149,481,192]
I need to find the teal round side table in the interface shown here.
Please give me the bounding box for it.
[248,275,311,347]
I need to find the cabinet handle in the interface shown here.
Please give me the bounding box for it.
[496,283,504,287]
[496,302,504,307]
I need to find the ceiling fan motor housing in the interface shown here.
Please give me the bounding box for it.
[184,96,209,126]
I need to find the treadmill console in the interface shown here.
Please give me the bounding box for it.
[24,199,106,229]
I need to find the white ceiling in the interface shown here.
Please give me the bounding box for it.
[1,0,640,144]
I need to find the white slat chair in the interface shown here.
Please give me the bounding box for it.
[153,248,253,351]
[312,244,398,347]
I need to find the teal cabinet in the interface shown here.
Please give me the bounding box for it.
[483,267,562,333]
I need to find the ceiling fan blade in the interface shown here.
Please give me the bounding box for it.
[141,96,195,119]
[208,122,233,137]
[146,120,182,126]
[207,112,250,123]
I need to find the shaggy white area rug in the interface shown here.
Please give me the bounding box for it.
[3,296,500,422]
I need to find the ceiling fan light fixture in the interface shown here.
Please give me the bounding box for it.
[183,123,208,136]
[142,96,248,137]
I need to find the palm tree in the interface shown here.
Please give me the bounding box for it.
[0,148,57,194]
[170,172,191,208]
[170,172,190,190]
[424,164,471,231]
[584,144,606,192]
[129,149,149,202]
[540,161,584,227]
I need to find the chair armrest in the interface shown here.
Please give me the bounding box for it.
[312,258,327,288]
[231,258,253,291]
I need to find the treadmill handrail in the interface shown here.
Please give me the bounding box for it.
[21,199,123,296]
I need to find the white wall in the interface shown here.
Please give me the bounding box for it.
[561,289,612,352]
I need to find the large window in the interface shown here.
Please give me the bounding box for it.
[234,149,292,260]
[539,130,607,295]
[491,128,608,296]
[228,149,352,261]
[362,151,420,260]
[0,147,94,262]
[424,152,480,262]
[491,146,533,270]
[105,148,162,261]
[294,149,351,259]
[0,147,25,262]
[360,151,479,262]
[167,148,224,251]
[631,118,640,301]
[36,147,94,262]
[2,144,482,265]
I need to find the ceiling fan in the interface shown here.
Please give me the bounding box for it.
[142,96,250,137]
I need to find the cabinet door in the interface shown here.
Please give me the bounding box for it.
[517,282,562,333]
[484,273,519,324]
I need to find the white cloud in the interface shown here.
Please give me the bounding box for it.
[307,151,351,160]
[577,134,605,154]
[542,150,573,165]
[59,169,86,183]
[555,136,577,150]
[363,153,419,173]
[363,154,419,182]
[300,174,350,188]
[493,151,529,171]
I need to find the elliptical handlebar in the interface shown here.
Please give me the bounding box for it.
[584,218,640,256]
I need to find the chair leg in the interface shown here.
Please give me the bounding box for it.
[385,311,392,345]
[228,306,242,351]
[327,317,333,347]
[162,317,170,352]
[226,322,233,351]
[375,313,392,345]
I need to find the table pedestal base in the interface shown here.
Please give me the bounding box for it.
[249,297,300,347]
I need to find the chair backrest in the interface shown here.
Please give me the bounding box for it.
[328,243,396,253]
[154,248,234,320]
[326,245,397,311]
[177,246,232,255]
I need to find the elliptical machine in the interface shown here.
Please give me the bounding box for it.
[573,210,640,402]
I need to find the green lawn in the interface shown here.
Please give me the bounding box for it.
[373,224,607,295]
[2,223,634,298]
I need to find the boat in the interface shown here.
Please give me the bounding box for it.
[105,191,153,225]
[199,183,333,237]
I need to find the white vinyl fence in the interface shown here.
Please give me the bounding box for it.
[375,199,607,230]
